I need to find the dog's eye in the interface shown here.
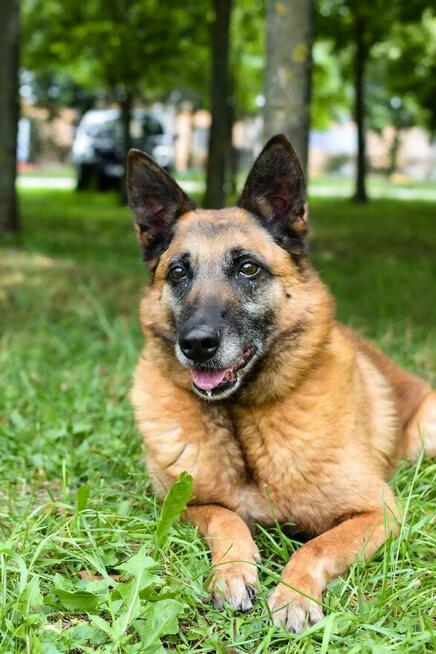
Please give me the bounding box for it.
[239,261,260,277]
[169,265,187,282]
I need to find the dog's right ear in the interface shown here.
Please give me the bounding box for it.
[238,135,308,254]
[127,149,196,267]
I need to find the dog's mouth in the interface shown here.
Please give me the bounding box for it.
[191,346,256,398]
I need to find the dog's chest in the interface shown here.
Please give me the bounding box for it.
[230,403,346,531]
[234,402,320,475]
[140,374,351,532]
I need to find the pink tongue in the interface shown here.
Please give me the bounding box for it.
[191,369,228,390]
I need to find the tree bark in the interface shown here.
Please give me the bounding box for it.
[388,127,400,178]
[120,89,133,203]
[227,73,237,196]
[264,0,314,173]
[353,15,368,203]
[0,0,20,235]
[204,0,233,209]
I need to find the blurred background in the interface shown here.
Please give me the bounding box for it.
[0,5,435,649]
[1,0,436,231]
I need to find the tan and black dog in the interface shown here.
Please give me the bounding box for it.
[127,135,436,633]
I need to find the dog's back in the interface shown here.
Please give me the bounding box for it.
[342,325,436,460]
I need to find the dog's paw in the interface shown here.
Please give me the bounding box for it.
[267,584,324,633]
[209,558,259,613]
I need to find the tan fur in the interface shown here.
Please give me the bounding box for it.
[131,207,434,632]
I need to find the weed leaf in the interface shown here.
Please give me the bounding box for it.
[155,472,193,549]
[136,599,183,647]
[55,588,100,612]
[76,484,89,512]
[53,573,100,612]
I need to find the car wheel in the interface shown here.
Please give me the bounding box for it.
[76,164,93,191]
[97,173,113,191]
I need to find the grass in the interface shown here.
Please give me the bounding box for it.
[17,166,436,201]
[0,189,435,652]
[308,175,436,192]
[18,164,76,178]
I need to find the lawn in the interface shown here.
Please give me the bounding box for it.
[0,189,435,653]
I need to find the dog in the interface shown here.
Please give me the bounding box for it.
[127,135,436,633]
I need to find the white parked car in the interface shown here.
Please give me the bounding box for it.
[72,108,175,190]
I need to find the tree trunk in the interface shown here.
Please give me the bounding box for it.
[204,0,232,209]
[120,90,133,203]
[388,127,400,178]
[0,0,20,235]
[353,16,368,203]
[264,0,314,173]
[227,73,237,196]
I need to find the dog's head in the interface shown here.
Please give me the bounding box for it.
[128,135,315,401]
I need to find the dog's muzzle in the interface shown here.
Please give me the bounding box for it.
[179,324,221,363]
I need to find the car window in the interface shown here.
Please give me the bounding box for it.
[85,120,122,139]
[142,116,163,137]
[83,114,163,141]
[85,123,104,138]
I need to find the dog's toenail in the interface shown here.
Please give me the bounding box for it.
[246,584,256,600]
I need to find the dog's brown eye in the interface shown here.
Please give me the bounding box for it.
[169,265,187,282]
[239,261,259,277]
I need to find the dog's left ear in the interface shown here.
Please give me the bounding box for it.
[238,134,308,250]
[127,149,196,266]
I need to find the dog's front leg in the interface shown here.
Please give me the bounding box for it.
[268,500,399,633]
[185,504,260,612]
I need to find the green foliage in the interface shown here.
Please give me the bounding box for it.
[312,41,351,129]
[0,188,434,651]
[231,0,265,114]
[317,0,436,133]
[381,11,436,133]
[22,0,210,106]
[21,69,96,117]
[21,0,436,137]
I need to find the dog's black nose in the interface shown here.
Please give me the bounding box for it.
[179,325,220,362]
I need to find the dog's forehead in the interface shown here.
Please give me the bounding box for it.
[169,207,274,260]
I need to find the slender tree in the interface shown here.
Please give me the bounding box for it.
[352,10,368,202]
[0,0,20,234]
[264,0,314,173]
[204,0,233,209]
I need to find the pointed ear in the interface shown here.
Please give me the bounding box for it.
[127,149,196,266]
[238,135,308,252]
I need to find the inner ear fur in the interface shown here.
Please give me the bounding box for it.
[127,149,196,266]
[238,134,309,251]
